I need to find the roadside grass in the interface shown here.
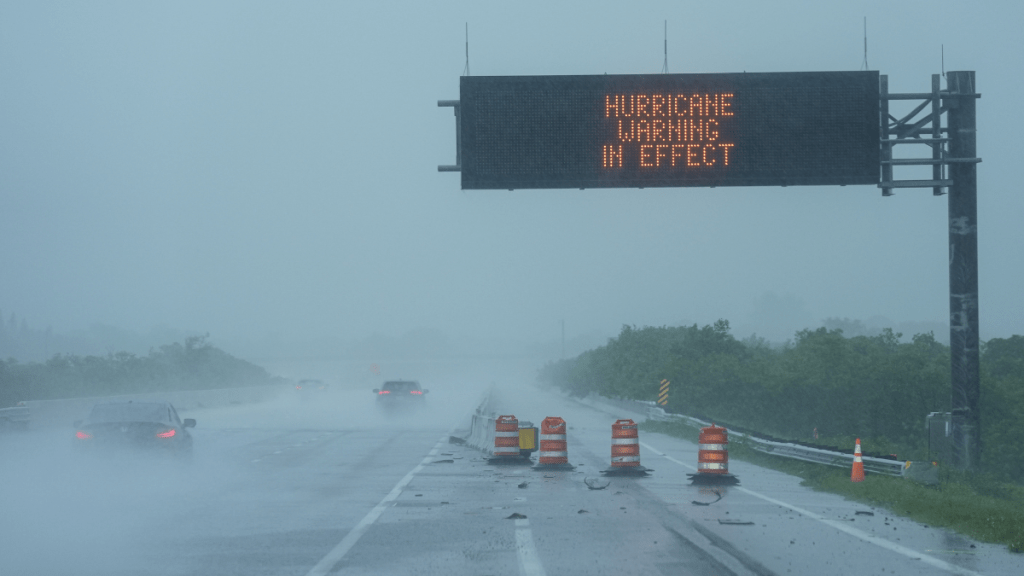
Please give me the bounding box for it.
[640,419,1024,553]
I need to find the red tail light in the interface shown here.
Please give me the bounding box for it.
[410,390,423,395]
[156,429,176,438]
[76,430,92,439]
[378,390,390,395]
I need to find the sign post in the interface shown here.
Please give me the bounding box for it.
[946,71,980,470]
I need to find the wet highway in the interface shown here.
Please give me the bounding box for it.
[1,384,1021,576]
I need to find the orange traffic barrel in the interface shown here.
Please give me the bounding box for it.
[488,415,525,464]
[601,419,652,476]
[535,416,574,469]
[688,424,738,484]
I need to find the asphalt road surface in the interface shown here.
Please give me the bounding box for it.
[1,383,1021,576]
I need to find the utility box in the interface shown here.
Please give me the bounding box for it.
[927,411,972,467]
[929,409,966,463]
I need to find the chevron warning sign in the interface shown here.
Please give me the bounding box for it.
[658,379,669,406]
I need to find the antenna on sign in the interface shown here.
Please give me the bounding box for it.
[860,17,868,70]
[463,23,470,76]
[661,20,668,73]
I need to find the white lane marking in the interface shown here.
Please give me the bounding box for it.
[641,441,983,576]
[514,518,547,576]
[303,435,448,576]
[640,441,695,469]
[251,459,262,463]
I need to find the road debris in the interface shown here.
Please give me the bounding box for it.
[718,519,755,526]
[855,510,875,516]
[506,512,527,520]
[433,459,455,464]
[584,477,610,490]
[578,509,589,514]
[691,490,723,506]
[518,481,529,489]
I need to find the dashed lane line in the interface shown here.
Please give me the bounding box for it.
[514,518,547,576]
[639,441,983,576]
[303,434,450,576]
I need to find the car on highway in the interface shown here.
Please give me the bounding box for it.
[373,380,428,410]
[73,401,195,458]
[295,378,329,399]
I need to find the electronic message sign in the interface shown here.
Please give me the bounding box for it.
[459,71,879,190]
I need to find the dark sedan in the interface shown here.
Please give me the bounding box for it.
[74,401,195,458]
[373,380,428,411]
[295,378,329,400]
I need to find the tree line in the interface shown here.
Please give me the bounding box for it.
[0,335,279,408]
[538,321,1024,482]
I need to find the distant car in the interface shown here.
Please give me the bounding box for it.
[295,379,329,397]
[373,380,428,409]
[73,401,195,458]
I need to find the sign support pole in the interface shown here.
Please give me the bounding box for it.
[878,72,982,471]
[946,71,980,471]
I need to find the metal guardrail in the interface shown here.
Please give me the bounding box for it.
[646,404,905,477]
[0,403,31,430]
[17,385,286,430]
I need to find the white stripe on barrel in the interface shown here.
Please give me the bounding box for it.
[698,443,727,451]
[698,462,727,470]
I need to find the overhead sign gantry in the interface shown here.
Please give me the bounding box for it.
[438,70,982,471]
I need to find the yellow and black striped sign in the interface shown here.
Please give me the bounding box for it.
[658,379,669,406]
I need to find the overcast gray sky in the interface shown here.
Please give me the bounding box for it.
[2,0,1021,360]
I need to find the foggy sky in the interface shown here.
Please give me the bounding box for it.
[2,1,1022,361]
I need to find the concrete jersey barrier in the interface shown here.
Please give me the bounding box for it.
[462,392,497,456]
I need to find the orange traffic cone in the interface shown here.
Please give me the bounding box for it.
[851,438,865,482]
